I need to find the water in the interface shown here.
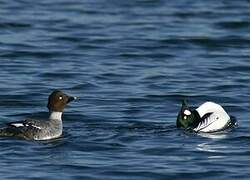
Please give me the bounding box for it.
[0,0,250,179]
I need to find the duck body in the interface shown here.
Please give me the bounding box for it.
[177,101,237,133]
[0,90,76,140]
[0,112,63,140]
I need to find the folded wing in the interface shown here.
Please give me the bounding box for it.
[193,111,229,132]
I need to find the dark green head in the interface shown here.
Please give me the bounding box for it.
[176,100,199,129]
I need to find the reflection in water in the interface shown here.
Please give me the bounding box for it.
[196,142,227,160]
[196,142,227,153]
[196,133,228,160]
[197,132,228,139]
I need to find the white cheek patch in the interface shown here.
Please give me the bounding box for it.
[184,110,191,116]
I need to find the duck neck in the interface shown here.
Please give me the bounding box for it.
[49,111,63,121]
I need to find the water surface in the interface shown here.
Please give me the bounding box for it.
[0,0,250,179]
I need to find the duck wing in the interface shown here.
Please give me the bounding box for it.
[193,112,218,132]
[7,119,47,131]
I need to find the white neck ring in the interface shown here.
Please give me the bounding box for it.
[49,111,62,121]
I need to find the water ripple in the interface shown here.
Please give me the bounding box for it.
[0,0,250,179]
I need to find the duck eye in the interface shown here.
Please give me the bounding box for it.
[59,96,63,100]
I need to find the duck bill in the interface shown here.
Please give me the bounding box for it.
[182,99,188,107]
[181,99,189,111]
[67,96,77,103]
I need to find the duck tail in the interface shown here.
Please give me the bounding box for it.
[229,116,238,128]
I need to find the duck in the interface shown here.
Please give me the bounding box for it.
[176,100,237,133]
[0,90,76,140]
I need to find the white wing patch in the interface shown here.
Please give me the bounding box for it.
[11,122,42,130]
[12,123,24,127]
[30,124,42,130]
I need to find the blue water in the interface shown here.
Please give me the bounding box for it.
[1,0,250,179]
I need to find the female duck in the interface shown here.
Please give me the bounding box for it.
[176,100,237,133]
[0,90,76,140]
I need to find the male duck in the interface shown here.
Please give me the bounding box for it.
[177,100,237,133]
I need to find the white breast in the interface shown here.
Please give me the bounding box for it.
[194,102,230,132]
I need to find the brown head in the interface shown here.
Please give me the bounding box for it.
[47,90,76,112]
